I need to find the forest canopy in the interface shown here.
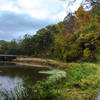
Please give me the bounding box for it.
[1,4,100,62]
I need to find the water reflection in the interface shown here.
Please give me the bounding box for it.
[0,76,23,91]
[0,62,49,100]
[0,76,23,100]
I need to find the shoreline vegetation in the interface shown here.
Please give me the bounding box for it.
[12,57,100,100]
[0,4,100,100]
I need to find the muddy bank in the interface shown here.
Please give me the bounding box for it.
[15,62,49,68]
[13,57,66,69]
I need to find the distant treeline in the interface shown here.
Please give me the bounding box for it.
[1,5,100,62]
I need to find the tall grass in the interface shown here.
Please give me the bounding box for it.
[56,63,100,100]
[0,63,100,100]
[0,83,27,100]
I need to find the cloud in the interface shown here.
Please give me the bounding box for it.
[0,0,67,40]
[0,0,66,20]
[0,10,58,40]
[0,0,93,40]
[0,11,55,31]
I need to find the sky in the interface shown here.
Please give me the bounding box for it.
[0,0,91,41]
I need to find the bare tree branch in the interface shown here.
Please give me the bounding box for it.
[91,0,100,5]
[62,0,100,20]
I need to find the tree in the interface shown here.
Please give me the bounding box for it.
[0,42,10,54]
[62,0,100,20]
[8,40,19,55]
[19,34,33,55]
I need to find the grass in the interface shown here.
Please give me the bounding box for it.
[24,62,100,100]
[1,61,100,100]
[24,70,67,100]
[55,63,100,100]
[0,83,27,100]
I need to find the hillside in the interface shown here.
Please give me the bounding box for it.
[0,3,100,100]
[0,5,100,62]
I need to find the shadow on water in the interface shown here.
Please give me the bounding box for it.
[0,62,50,100]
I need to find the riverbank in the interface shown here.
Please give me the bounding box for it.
[13,57,67,69]
[13,57,100,100]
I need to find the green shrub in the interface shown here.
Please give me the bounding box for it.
[83,48,91,61]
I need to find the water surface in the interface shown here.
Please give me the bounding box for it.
[0,62,49,99]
